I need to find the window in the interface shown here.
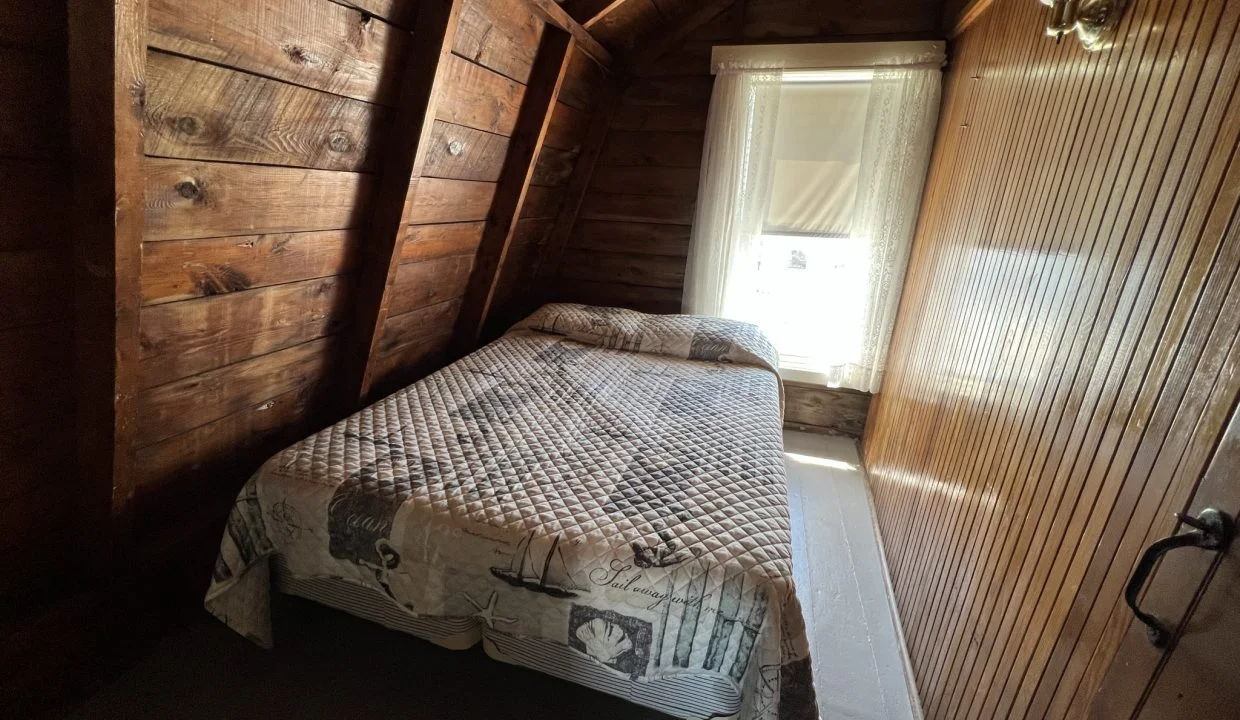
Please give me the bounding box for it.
[684,43,943,392]
[753,73,871,382]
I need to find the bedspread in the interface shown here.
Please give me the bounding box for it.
[205,304,816,719]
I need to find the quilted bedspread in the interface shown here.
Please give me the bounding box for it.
[205,304,816,719]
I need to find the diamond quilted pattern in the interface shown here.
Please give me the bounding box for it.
[207,304,814,720]
[272,332,790,584]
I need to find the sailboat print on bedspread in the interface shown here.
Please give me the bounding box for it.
[490,531,587,598]
[203,304,816,720]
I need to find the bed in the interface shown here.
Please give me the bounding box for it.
[205,303,816,720]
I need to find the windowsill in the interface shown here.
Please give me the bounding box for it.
[779,367,839,387]
[778,368,873,396]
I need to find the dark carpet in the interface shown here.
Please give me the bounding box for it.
[66,595,671,720]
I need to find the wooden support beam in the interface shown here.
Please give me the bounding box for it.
[68,0,147,564]
[950,0,995,37]
[535,80,621,290]
[565,0,629,29]
[348,0,464,405]
[451,27,575,356]
[525,0,614,70]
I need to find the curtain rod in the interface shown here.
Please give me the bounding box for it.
[711,40,947,75]
[779,62,946,74]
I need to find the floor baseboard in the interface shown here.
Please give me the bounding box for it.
[858,451,925,720]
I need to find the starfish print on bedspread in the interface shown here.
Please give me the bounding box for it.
[463,591,516,629]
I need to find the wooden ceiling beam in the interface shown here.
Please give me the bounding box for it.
[950,0,996,37]
[525,0,615,70]
[347,0,465,405]
[451,27,576,355]
[564,0,629,29]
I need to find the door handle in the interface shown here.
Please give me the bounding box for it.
[1125,507,1233,648]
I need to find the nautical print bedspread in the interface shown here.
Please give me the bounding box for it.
[205,303,817,720]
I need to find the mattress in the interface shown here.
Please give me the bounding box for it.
[272,558,742,719]
[205,303,817,720]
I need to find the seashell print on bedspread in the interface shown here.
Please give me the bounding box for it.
[204,303,815,720]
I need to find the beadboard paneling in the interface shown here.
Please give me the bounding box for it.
[864,0,1240,717]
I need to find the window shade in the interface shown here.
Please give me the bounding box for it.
[765,81,870,237]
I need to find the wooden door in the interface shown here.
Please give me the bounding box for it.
[1091,399,1240,719]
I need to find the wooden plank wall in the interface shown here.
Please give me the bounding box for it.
[864,0,1240,716]
[545,0,940,438]
[783,382,872,438]
[550,0,941,315]
[0,0,74,614]
[130,0,414,535]
[133,0,611,535]
[367,9,609,396]
[484,52,606,335]
[1,0,612,708]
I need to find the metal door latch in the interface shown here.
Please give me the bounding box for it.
[1124,507,1233,648]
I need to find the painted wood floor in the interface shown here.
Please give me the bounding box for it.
[785,430,921,720]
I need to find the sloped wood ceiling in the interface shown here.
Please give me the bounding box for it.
[565,0,945,55]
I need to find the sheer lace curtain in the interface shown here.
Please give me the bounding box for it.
[683,43,943,393]
[682,63,783,320]
[837,64,941,392]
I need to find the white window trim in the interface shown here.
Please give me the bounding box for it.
[710,41,946,74]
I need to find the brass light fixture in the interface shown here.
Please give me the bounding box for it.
[1040,0,1127,51]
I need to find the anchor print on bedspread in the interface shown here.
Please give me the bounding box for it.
[326,447,422,603]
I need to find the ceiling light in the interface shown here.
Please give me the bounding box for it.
[1041,0,1128,51]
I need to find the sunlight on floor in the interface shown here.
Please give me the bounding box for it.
[785,430,920,720]
[785,451,858,472]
